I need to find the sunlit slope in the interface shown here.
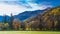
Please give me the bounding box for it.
[40,6,60,30]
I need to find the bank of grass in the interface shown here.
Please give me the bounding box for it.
[0,31,60,34]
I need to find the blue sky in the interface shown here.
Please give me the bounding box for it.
[0,0,60,16]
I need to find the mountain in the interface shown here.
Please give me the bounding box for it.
[0,16,3,22]
[0,15,10,22]
[26,6,60,30]
[13,10,45,21]
[41,6,60,30]
[0,10,45,22]
[28,6,60,21]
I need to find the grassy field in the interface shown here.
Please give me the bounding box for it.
[0,31,60,34]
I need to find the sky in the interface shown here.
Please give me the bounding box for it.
[0,0,60,16]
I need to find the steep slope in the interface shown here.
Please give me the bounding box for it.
[26,6,60,30]
[41,6,60,30]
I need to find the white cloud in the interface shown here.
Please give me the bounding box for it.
[0,1,53,16]
[28,2,52,10]
[0,0,18,1]
[0,3,28,16]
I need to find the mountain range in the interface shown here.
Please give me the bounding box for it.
[0,10,45,22]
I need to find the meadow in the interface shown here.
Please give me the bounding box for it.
[0,31,60,34]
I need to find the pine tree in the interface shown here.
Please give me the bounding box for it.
[9,13,14,29]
